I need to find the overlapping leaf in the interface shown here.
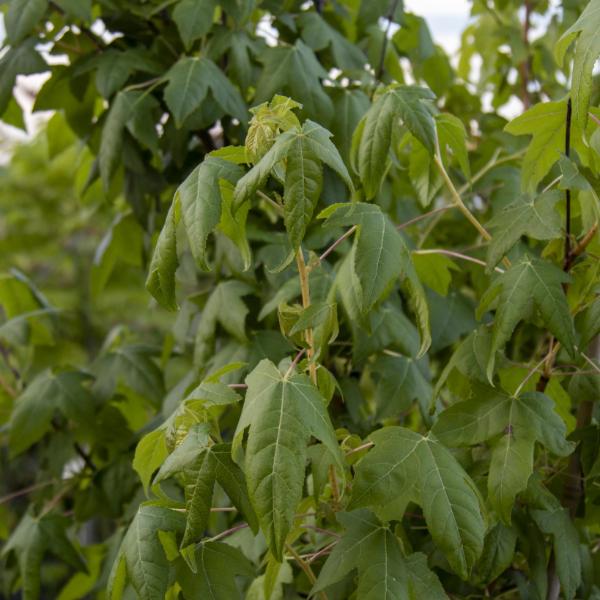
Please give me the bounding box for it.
[312,510,447,599]
[478,256,576,379]
[555,0,600,129]
[232,359,342,559]
[352,85,436,198]
[350,427,486,579]
[235,120,353,249]
[432,382,573,522]
[486,191,562,268]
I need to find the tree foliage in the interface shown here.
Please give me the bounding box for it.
[1,0,600,598]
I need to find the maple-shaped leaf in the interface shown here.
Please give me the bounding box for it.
[177,442,258,548]
[555,0,600,129]
[232,359,342,560]
[350,427,486,579]
[3,512,86,600]
[175,541,255,599]
[432,382,574,523]
[9,369,95,456]
[172,0,216,50]
[486,190,562,269]
[352,85,436,198]
[234,120,353,250]
[254,41,333,122]
[504,100,567,192]
[298,12,367,72]
[478,256,576,380]
[164,56,246,127]
[312,510,447,599]
[108,504,186,600]
[194,280,253,366]
[371,354,431,420]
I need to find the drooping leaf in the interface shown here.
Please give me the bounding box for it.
[133,429,169,494]
[476,522,518,584]
[432,382,574,522]
[353,85,436,198]
[478,256,576,380]
[179,443,258,548]
[555,0,600,129]
[233,359,342,559]
[320,202,408,312]
[146,198,180,311]
[350,427,486,578]
[178,156,243,271]
[486,191,562,268]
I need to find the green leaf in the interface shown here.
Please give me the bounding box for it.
[146,198,180,311]
[236,120,351,248]
[0,39,46,115]
[531,508,582,599]
[283,131,323,250]
[3,512,86,600]
[555,0,600,129]
[321,202,407,313]
[172,0,216,50]
[194,281,252,366]
[486,191,562,269]
[476,522,517,583]
[10,370,94,456]
[371,354,431,420]
[412,252,458,296]
[478,256,576,379]
[99,90,147,189]
[175,542,255,599]
[180,443,258,548]
[255,41,333,122]
[432,382,574,522]
[109,505,186,600]
[6,0,48,45]
[53,0,91,20]
[298,12,367,71]
[133,429,169,494]
[436,113,470,178]
[178,157,243,270]
[350,427,486,579]
[409,137,442,207]
[233,359,342,559]
[164,57,246,127]
[504,100,567,193]
[312,510,409,598]
[354,85,436,198]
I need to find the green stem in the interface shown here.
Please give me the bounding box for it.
[296,249,317,384]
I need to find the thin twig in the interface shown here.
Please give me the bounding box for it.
[317,225,357,264]
[373,0,401,89]
[284,348,306,380]
[295,250,317,384]
[286,543,329,600]
[0,480,56,505]
[207,522,249,542]
[227,383,248,389]
[345,441,374,456]
[396,206,453,231]
[413,249,505,273]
